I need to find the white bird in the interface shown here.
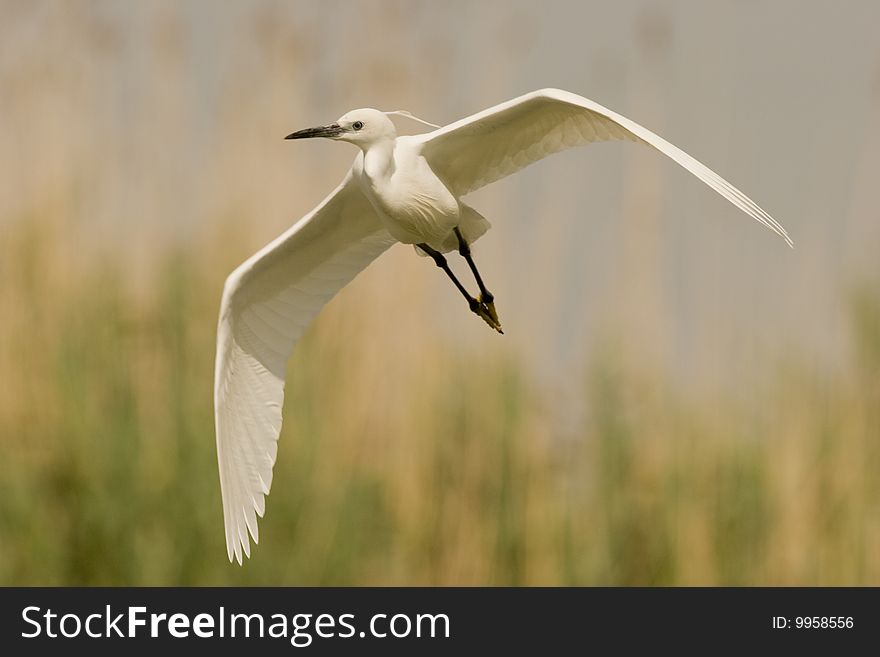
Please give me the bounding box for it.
[214,88,792,563]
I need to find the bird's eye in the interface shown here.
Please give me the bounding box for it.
[352,121,364,131]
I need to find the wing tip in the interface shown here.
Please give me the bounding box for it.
[224,497,265,566]
[768,222,794,249]
[226,534,248,566]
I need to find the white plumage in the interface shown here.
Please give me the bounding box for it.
[215,88,792,564]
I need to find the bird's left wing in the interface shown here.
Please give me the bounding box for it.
[215,171,396,564]
[415,88,791,246]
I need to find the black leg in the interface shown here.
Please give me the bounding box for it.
[418,243,503,333]
[417,243,473,304]
[453,227,499,326]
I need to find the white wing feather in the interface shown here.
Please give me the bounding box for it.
[214,171,395,563]
[416,88,792,246]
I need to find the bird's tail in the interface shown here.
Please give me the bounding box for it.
[438,204,491,253]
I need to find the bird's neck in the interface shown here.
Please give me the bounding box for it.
[362,138,396,185]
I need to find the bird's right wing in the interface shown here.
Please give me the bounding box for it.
[416,88,791,246]
[214,171,396,564]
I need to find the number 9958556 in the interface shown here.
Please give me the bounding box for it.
[795,616,853,629]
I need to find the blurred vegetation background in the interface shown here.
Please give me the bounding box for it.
[1,0,879,585]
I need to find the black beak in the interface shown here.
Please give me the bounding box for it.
[284,123,343,140]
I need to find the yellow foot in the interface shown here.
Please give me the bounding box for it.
[472,300,503,334]
[479,294,500,326]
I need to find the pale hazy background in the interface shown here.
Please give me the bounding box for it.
[1,1,879,585]
[4,1,879,401]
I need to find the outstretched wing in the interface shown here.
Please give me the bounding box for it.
[214,171,396,564]
[415,88,791,246]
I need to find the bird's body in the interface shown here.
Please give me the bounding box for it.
[214,88,793,564]
[347,118,488,252]
[357,137,455,246]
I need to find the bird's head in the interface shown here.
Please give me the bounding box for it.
[285,108,396,150]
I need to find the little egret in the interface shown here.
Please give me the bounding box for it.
[214,88,792,563]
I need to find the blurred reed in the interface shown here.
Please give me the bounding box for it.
[0,205,878,585]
